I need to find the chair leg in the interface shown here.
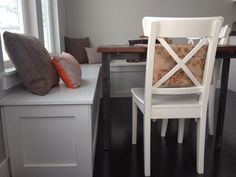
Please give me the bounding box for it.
[208,60,221,135]
[132,98,138,145]
[161,119,168,137]
[196,117,206,174]
[144,115,151,177]
[177,119,185,144]
[208,84,215,135]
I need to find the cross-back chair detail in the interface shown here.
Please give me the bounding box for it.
[160,25,231,141]
[131,16,223,177]
[153,37,208,89]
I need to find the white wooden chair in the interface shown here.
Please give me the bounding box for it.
[131,16,223,176]
[208,25,231,135]
[161,25,231,143]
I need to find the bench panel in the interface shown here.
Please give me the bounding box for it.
[0,64,101,177]
[3,105,93,177]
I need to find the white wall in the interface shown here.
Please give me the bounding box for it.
[64,0,236,47]
[64,0,236,91]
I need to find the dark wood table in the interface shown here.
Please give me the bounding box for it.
[97,45,236,150]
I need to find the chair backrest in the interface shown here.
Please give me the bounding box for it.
[142,17,223,105]
[187,25,230,45]
[218,25,231,45]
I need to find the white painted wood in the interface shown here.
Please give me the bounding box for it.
[0,64,101,177]
[3,105,93,177]
[207,26,231,135]
[161,119,168,137]
[196,117,206,174]
[161,25,231,138]
[143,113,151,177]
[1,71,20,90]
[91,70,101,164]
[177,119,185,143]
[132,97,137,144]
[0,159,11,177]
[0,64,100,105]
[132,17,223,176]
[0,33,4,72]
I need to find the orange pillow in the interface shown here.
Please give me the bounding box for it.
[52,52,82,88]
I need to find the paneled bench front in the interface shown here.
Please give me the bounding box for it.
[0,64,101,177]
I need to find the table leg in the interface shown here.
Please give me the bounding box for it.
[215,58,231,148]
[102,53,110,151]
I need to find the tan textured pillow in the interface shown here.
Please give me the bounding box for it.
[52,52,82,88]
[3,31,59,95]
[64,36,90,64]
[85,47,102,64]
[153,44,208,87]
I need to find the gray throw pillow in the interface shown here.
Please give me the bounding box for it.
[3,31,59,96]
[64,36,90,64]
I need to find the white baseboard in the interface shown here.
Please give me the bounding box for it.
[0,159,11,177]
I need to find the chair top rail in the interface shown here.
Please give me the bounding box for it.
[143,16,224,38]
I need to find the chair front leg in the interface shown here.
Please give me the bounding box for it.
[196,117,206,174]
[208,84,216,135]
[132,98,138,145]
[144,114,151,176]
[208,60,221,135]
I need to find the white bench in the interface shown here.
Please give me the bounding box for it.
[0,64,101,177]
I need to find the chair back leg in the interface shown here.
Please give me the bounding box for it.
[161,119,168,137]
[177,119,185,143]
[132,98,138,145]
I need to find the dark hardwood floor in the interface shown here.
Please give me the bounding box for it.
[93,90,236,177]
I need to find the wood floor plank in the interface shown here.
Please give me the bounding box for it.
[94,91,236,177]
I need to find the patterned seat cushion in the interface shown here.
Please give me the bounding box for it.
[153,44,208,87]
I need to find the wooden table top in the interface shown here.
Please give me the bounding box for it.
[97,45,236,53]
[97,45,147,53]
[97,45,236,59]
